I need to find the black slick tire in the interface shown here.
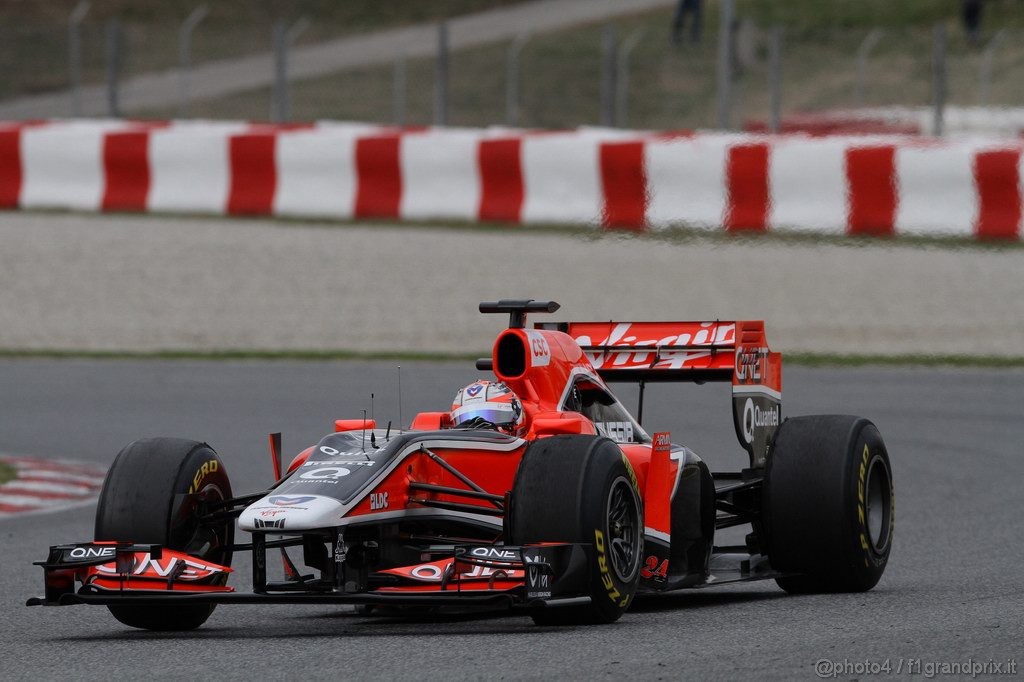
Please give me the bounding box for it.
[763,415,894,593]
[95,437,234,630]
[510,435,643,625]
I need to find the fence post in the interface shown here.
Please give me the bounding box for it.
[855,28,884,108]
[931,23,946,136]
[715,0,734,129]
[600,23,618,127]
[105,18,121,117]
[978,29,1006,107]
[68,0,91,116]
[615,28,646,129]
[271,21,286,121]
[177,4,209,117]
[505,34,529,127]
[768,25,783,133]
[393,54,407,126]
[271,16,310,123]
[435,21,449,126]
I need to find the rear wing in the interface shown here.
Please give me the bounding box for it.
[536,320,781,469]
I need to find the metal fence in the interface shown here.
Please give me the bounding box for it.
[2,1,1022,133]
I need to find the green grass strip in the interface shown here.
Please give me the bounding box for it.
[0,348,1019,369]
[24,208,1024,252]
[0,460,15,485]
[784,353,1021,369]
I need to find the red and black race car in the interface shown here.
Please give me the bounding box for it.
[28,300,894,629]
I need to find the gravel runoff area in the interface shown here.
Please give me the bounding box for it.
[1,211,1021,357]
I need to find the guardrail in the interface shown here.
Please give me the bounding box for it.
[0,119,1020,240]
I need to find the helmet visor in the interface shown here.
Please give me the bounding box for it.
[451,403,517,427]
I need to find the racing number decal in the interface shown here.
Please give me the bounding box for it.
[640,556,669,580]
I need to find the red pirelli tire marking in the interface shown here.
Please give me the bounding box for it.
[0,455,106,519]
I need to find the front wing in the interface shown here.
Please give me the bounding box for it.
[27,540,594,612]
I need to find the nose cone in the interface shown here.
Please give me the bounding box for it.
[239,494,346,531]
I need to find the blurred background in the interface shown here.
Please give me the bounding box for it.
[3,0,1023,134]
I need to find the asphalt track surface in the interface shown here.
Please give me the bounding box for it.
[1,359,1021,681]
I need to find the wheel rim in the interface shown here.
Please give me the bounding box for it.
[606,476,641,583]
[181,482,232,569]
[865,455,892,554]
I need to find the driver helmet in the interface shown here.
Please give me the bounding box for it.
[450,380,525,437]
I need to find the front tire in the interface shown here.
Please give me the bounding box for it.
[510,435,643,625]
[763,415,894,593]
[95,437,234,630]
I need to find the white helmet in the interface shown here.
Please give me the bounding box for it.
[450,380,525,437]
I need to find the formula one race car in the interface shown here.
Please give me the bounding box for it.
[28,300,894,630]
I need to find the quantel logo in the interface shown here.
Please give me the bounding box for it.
[742,398,780,444]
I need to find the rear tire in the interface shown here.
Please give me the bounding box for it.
[95,437,234,630]
[763,416,893,593]
[510,435,643,625]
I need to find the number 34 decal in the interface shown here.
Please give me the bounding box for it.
[640,556,669,580]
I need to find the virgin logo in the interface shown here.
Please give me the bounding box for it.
[575,323,736,370]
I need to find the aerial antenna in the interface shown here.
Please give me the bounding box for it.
[385,420,392,441]
[370,392,376,448]
[397,365,403,433]
[361,409,367,452]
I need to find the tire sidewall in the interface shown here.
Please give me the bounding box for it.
[842,425,893,588]
[168,445,234,573]
[580,442,643,620]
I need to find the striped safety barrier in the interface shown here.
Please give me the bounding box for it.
[0,119,1021,239]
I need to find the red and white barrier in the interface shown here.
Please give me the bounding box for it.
[1,119,1021,240]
